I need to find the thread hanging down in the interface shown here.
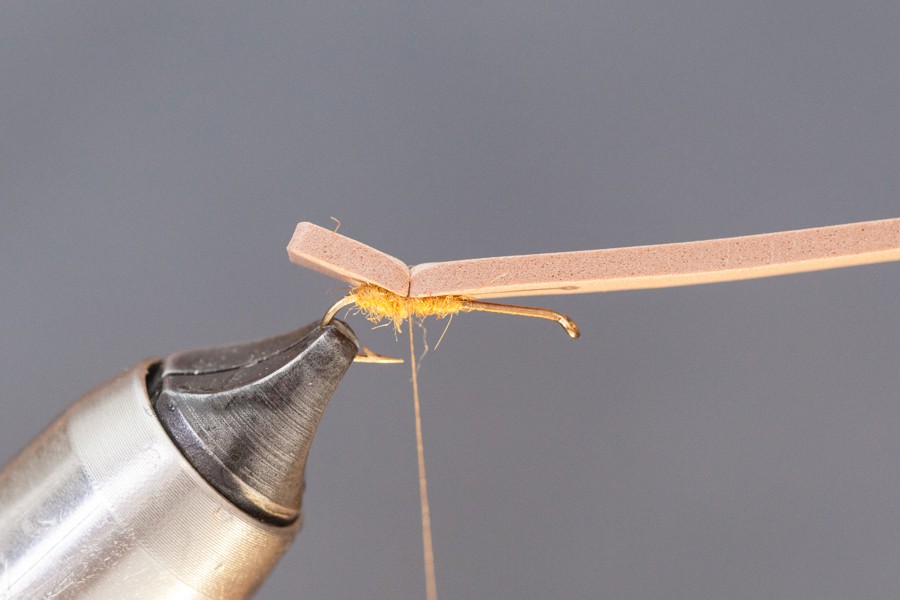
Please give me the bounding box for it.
[409,317,438,600]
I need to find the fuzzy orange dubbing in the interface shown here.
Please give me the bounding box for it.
[349,283,466,330]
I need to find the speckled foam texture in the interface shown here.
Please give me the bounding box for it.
[289,218,900,301]
[287,222,410,296]
[409,218,900,298]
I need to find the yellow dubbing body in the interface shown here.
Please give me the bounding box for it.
[350,283,466,330]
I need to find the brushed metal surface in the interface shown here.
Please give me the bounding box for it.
[0,361,297,599]
[153,321,359,525]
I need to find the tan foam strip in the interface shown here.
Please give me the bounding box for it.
[289,218,900,300]
[287,222,410,296]
[409,218,900,299]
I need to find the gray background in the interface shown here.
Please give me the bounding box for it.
[2,2,899,598]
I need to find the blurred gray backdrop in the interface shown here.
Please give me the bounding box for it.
[2,2,900,599]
